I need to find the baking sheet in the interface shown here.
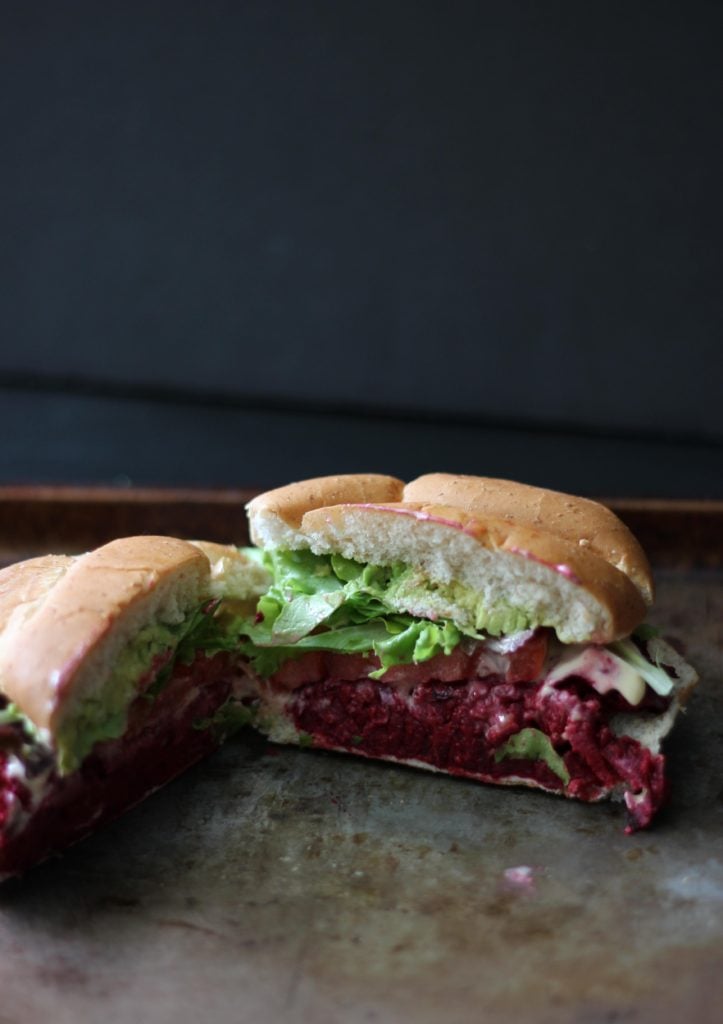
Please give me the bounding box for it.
[0,489,721,1024]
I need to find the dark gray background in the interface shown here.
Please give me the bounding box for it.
[1,2,721,495]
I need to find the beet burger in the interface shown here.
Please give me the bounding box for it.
[234,473,697,831]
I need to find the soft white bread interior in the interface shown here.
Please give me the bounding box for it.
[302,503,646,643]
[404,474,653,603]
[189,541,271,600]
[0,537,210,737]
[247,474,404,549]
[247,473,653,644]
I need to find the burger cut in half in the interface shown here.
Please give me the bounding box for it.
[232,473,698,832]
[0,536,269,879]
[0,473,700,878]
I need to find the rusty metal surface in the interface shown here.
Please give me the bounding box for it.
[0,511,721,1022]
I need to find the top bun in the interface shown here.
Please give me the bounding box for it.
[248,474,404,549]
[0,554,76,638]
[189,541,271,601]
[246,473,653,644]
[0,536,209,738]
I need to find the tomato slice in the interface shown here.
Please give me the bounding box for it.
[505,631,549,683]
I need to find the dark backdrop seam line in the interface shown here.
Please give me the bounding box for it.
[0,373,722,452]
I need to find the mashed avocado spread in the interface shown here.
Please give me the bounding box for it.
[0,603,238,777]
[55,602,242,774]
[55,618,188,773]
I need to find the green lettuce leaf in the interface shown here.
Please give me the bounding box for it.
[494,727,570,784]
[0,702,48,744]
[270,590,346,643]
[230,549,468,677]
[608,637,675,698]
[236,618,463,679]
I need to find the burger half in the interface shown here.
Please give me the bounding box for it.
[232,473,698,832]
[0,536,268,878]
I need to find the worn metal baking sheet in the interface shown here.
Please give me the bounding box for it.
[0,491,721,1024]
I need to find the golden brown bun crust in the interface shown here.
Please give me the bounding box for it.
[0,536,208,733]
[404,474,653,603]
[0,555,75,636]
[248,474,404,529]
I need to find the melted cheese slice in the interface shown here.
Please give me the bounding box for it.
[545,646,647,706]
